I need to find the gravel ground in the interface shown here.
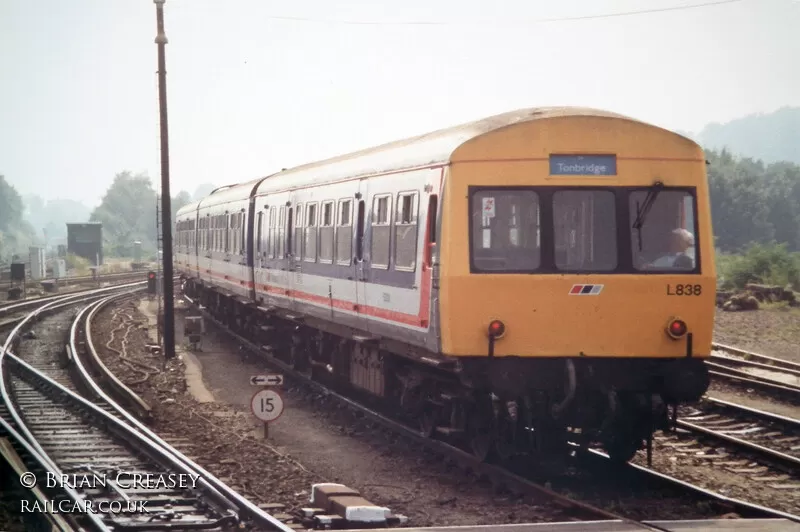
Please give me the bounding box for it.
[711,306,800,418]
[714,306,800,362]
[88,296,800,527]
[705,380,799,419]
[91,298,320,516]
[630,435,800,517]
[92,297,581,527]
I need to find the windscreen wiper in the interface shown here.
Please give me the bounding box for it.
[632,181,664,252]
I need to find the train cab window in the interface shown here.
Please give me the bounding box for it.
[470,190,540,272]
[371,195,392,269]
[553,190,616,272]
[336,199,353,265]
[395,192,418,271]
[630,189,698,272]
[304,203,318,262]
[319,201,335,264]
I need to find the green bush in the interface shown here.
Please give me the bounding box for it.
[65,253,91,275]
[717,242,800,290]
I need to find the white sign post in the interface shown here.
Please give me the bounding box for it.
[250,388,284,439]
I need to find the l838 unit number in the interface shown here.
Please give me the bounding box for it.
[667,284,702,296]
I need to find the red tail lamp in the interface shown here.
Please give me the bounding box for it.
[666,318,688,339]
[488,319,506,339]
[148,272,156,279]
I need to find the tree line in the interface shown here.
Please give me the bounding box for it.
[706,149,800,290]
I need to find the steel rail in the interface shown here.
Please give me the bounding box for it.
[584,448,800,523]
[1,283,144,476]
[712,343,800,373]
[0,287,143,531]
[0,272,148,314]
[0,417,107,531]
[74,292,295,532]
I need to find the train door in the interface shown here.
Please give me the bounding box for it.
[191,210,200,279]
[353,181,370,331]
[268,201,292,307]
[250,201,262,301]
[286,201,299,310]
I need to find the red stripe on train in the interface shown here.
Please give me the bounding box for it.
[180,265,432,328]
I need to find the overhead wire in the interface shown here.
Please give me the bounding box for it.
[247,0,748,26]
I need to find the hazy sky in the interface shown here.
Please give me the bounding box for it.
[1,0,798,208]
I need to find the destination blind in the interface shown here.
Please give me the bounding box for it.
[549,154,617,176]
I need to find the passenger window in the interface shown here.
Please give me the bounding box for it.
[268,207,276,259]
[293,204,302,258]
[225,214,231,253]
[336,199,353,265]
[304,203,318,262]
[471,190,540,272]
[371,195,391,269]
[240,213,246,255]
[395,192,418,271]
[278,206,285,259]
[553,190,616,271]
[256,212,263,254]
[319,201,335,264]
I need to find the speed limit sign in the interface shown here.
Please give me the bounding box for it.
[250,389,284,423]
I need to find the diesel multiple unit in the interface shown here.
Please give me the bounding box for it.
[175,107,716,462]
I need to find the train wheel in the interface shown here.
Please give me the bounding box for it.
[469,426,493,462]
[604,436,641,464]
[468,398,496,462]
[494,419,517,462]
[419,405,437,438]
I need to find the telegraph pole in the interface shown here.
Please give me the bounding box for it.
[154,0,175,359]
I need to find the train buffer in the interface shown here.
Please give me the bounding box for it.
[299,483,407,529]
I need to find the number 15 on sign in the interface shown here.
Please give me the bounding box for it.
[250,389,284,438]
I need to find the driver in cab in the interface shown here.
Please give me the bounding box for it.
[647,228,695,270]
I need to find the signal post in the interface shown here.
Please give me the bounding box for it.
[249,374,284,439]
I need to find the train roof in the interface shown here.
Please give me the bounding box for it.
[252,106,684,194]
[180,106,695,211]
[175,200,202,218]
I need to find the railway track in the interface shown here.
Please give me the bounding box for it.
[708,343,800,400]
[623,396,800,514]
[678,396,800,469]
[0,274,153,332]
[0,271,150,311]
[0,287,293,531]
[184,294,799,526]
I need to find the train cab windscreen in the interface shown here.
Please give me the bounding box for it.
[630,189,698,272]
[469,187,699,274]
